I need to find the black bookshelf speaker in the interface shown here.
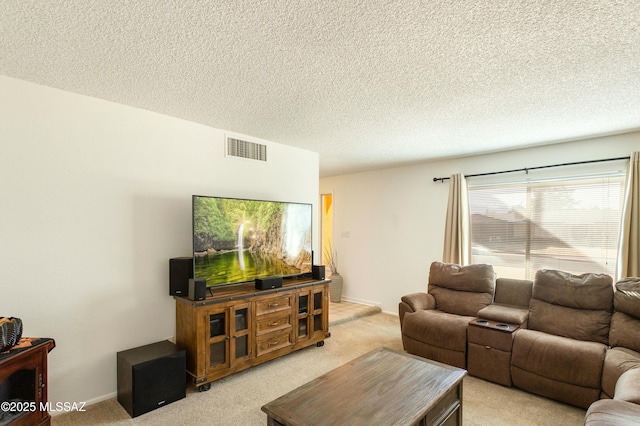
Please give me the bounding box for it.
[188,278,207,301]
[312,265,325,280]
[117,340,186,418]
[169,257,193,296]
[255,276,283,290]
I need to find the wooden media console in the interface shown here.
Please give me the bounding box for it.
[175,277,330,391]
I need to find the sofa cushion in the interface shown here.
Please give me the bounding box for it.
[511,329,606,408]
[429,261,496,293]
[609,311,640,353]
[401,309,473,369]
[477,304,529,326]
[401,310,471,352]
[528,299,612,344]
[615,368,640,404]
[614,277,640,319]
[528,269,614,344]
[512,329,607,389]
[429,287,494,317]
[428,262,495,316]
[585,399,640,426]
[532,269,613,310]
[494,278,532,308]
[601,347,640,399]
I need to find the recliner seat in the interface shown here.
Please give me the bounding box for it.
[510,269,613,409]
[400,261,495,369]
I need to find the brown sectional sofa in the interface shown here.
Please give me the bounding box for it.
[399,262,640,422]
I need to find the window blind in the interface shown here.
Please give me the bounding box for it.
[469,175,625,280]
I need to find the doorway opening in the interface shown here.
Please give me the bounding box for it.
[320,193,333,269]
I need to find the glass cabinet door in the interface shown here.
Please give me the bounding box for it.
[296,291,311,342]
[205,309,229,372]
[231,304,251,361]
[311,287,327,338]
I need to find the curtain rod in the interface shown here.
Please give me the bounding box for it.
[432,156,631,183]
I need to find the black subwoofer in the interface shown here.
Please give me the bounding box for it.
[117,340,186,418]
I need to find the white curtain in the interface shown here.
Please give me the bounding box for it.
[443,173,471,265]
[616,152,640,280]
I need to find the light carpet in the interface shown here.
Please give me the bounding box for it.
[53,309,585,425]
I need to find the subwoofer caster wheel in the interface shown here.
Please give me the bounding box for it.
[198,383,211,392]
[316,341,324,347]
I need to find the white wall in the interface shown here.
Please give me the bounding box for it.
[0,76,319,405]
[320,132,640,314]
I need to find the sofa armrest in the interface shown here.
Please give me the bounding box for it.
[399,292,435,328]
[478,303,529,327]
[615,368,640,404]
[585,399,640,425]
[401,292,435,312]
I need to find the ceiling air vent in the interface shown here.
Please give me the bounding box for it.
[226,137,267,162]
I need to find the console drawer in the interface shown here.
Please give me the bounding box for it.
[256,329,292,357]
[256,312,291,336]
[255,294,292,316]
[468,324,515,352]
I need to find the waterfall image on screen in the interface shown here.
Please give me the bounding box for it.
[192,196,312,287]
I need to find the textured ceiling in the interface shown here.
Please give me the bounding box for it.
[1,1,639,177]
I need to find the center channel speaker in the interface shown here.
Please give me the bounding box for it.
[255,276,283,290]
[188,278,207,301]
[117,340,186,418]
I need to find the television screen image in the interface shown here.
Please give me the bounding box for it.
[193,195,312,287]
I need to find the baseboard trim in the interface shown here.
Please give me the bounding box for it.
[341,296,381,307]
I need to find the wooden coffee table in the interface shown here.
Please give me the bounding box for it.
[261,347,466,426]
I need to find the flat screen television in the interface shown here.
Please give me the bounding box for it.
[192,195,313,287]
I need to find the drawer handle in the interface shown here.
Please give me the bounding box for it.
[268,302,281,308]
[485,345,491,350]
[269,340,280,346]
[269,321,280,327]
